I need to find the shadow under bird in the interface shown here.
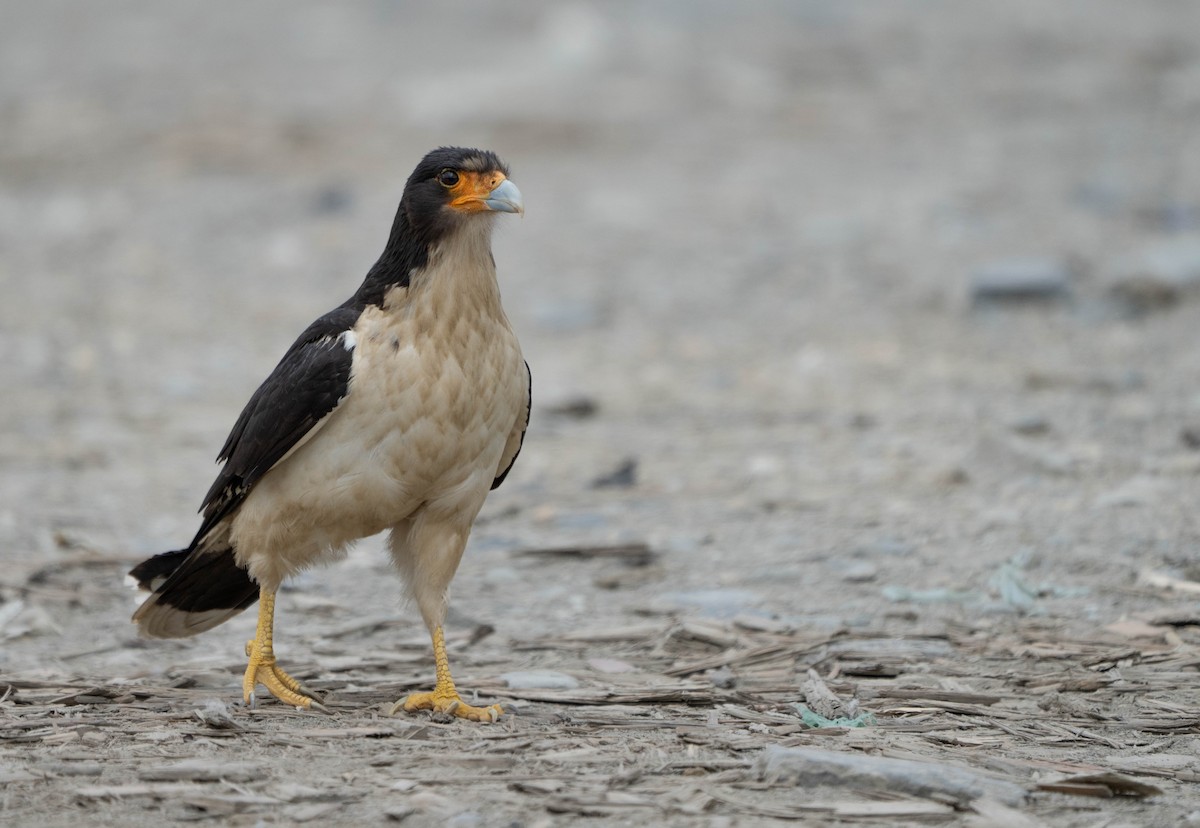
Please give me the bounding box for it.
[128,147,530,722]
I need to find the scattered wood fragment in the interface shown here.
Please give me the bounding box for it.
[1138,569,1200,595]
[5,610,1200,824]
[76,783,213,801]
[512,543,657,566]
[484,682,717,706]
[863,688,1003,705]
[138,759,266,783]
[800,668,856,721]
[1037,772,1162,798]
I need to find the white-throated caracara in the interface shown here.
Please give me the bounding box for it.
[129,147,529,722]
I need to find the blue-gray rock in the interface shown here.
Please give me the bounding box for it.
[499,670,580,690]
[969,257,1073,307]
[756,745,1027,806]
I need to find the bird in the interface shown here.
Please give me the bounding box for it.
[128,147,530,722]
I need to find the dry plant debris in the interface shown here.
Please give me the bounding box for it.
[3,612,1198,824]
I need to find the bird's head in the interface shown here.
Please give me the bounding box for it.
[402,147,523,234]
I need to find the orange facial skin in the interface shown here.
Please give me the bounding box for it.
[448,170,509,212]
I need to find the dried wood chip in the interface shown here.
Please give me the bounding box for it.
[193,700,244,731]
[864,688,1003,705]
[546,790,660,816]
[537,746,607,763]
[732,614,795,633]
[42,762,104,777]
[288,802,345,822]
[826,799,955,818]
[302,726,395,739]
[181,792,281,813]
[510,779,564,795]
[1080,648,1141,669]
[512,543,657,566]
[827,637,955,659]
[138,759,265,783]
[587,658,636,674]
[1145,609,1200,627]
[706,789,829,819]
[494,683,715,706]
[1058,676,1116,693]
[269,782,343,802]
[1104,619,1170,640]
[1037,772,1162,798]
[801,668,856,721]
[676,619,742,648]
[76,782,205,800]
[967,797,1043,828]
[47,685,131,706]
[525,623,665,645]
[1138,569,1200,595]
[837,661,903,678]
[322,616,406,640]
[676,727,770,751]
[721,704,799,725]
[1108,754,1195,777]
[666,640,827,678]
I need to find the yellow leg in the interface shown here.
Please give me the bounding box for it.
[242,588,326,711]
[390,626,503,723]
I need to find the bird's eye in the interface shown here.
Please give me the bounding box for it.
[437,169,460,188]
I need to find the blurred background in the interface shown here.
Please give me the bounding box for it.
[3,0,1200,666]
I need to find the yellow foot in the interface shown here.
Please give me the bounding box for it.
[243,639,327,712]
[391,688,503,723]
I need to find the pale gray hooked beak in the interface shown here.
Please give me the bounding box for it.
[484,179,524,215]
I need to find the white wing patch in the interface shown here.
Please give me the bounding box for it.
[338,331,357,351]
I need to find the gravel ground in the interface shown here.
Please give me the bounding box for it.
[4,2,1200,825]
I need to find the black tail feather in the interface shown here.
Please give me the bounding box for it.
[128,548,191,593]
[130,541,259,638]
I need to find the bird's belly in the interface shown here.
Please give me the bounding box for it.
[229,321,523,585]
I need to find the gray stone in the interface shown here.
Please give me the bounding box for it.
[840,561,878,582]
[1011,415,1051,436]
[590,457,637,489]
[969,257,1072,306]
[499,670,580,690]
[756,745,1026,806]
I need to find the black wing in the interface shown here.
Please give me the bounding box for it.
[196,305,360,539]
[491,360,531,490]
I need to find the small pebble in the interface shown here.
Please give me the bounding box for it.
[499,670,579,690]
[546,396,598,419]
[1011,415,1050,435]
[591,457,637,488]
[841,562,878,583]
[969,257,1072,307]
[1182,427,1200,450]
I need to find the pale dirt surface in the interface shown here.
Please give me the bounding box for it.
[4,1,1200,825]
